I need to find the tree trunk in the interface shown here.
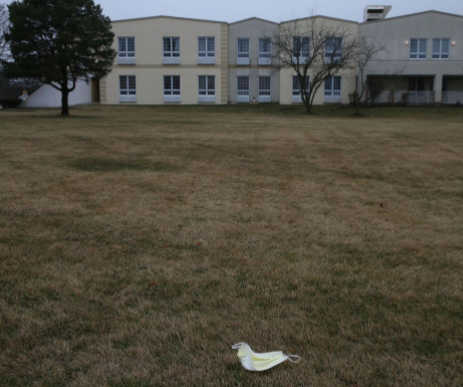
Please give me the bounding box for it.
[354,92,361,116]
[61,87,70,116]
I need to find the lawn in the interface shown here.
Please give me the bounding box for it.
[1,105,462,387]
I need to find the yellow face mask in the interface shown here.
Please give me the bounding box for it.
[232,342,301,372]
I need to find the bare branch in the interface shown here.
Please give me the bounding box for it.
[268,13,358,114]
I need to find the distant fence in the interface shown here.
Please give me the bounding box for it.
[443,91,463,105]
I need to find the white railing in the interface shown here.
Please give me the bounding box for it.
[371,90,436,105]
[408,91,435,105]
[443,91,463,105]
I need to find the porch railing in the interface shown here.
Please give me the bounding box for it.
[443,91,463,105]
[371,90,436,105]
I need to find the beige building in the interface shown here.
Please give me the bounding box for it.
[100,7,463,106]
[103,16,229,105]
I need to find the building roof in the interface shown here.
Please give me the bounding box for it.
[112,15,227,24]
[281,15,358,25]
[230,17,279,26]
[360,10,463,24]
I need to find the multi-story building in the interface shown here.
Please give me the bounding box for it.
[100,6,463,107]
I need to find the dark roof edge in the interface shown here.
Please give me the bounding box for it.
[112,15,228,24]
[282,15,358,25]
[230,17,279,25]
[360,10,463,25]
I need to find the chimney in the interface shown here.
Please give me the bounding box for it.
[364,5,392,22]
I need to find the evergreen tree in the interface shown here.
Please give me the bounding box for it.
[4,0,116,115]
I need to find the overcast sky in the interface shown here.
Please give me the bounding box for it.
[4,1,463,23]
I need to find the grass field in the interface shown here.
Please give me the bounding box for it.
[1,105,462,387]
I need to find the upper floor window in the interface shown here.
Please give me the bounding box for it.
[199,76,215,95]
[238,76,249,95]
[164,76,180,95]
[293,37,310,58]
[432,39,450,59]
[118,37,135,57]
[238,39,250,58]
[259,39,271,58]
[199,37,215,57]
[259,77,271,96]
[325,37,343,60]
[410,39,427,59]
[120,76,136,95]
[164,37,180,57]
[292,76,310,96]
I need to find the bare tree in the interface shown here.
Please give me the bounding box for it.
[269,16,357,114]
[353,35,388,115]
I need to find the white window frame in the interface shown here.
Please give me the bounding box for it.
[293,37,310,60]
[292,76,310,96]
[292,76,309,103]
[237,76,250,103]
[198,37,215,57]
[199,76,215,96]
[324,76,342,103]
[237,38,250,58]
[164,75,181,103]
[118,37,136,65]
[163,37,180,57]
[258,76,271,103]
[118,37,135,57]
[258,38,272,66]
[410,39,427,60]
[119,75,136,103]
[259,39,271,58]
[198,76,216,103]
[432,38,450,59]
[325,37,343,63]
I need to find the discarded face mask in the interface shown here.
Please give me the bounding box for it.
[232,342,301,371]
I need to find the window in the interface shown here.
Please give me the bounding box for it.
[164,37,180,57]
[325,37,343,60]
[293,37,310,58]
[259,39,271,58]
[259,77,271,96]
[410,39,427,59]
[292,76,310,96]
[432,39,450,59]
[119,37,135,57]
[199,37,215,57]
[324,76,341,96]
[199,76,215,95]
[237,77,249,95]
[164,76,180,95]
[238,39,250,58]
[120,76,136,95]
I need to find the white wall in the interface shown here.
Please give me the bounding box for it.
[21,80,92,108]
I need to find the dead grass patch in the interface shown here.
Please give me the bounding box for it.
[0,105,462,386]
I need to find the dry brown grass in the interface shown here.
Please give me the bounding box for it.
[1,105,462,387]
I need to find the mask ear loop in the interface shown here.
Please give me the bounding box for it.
[232,342,247,350]
[284,354,301,363]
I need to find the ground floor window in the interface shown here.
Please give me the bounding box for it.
[292,76,310,96]
[259,77,271,96]
[238,76,249,96]
[119,76,136,95]
[199,76,215,95]
[164,76,180,95]
[324,76,341,97]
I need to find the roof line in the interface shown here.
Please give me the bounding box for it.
[112,15,228,24]
[360,10,463,24]
[282,15,358,25]
[230,17,279,25]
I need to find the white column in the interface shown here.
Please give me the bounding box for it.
[433,75,443,103]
